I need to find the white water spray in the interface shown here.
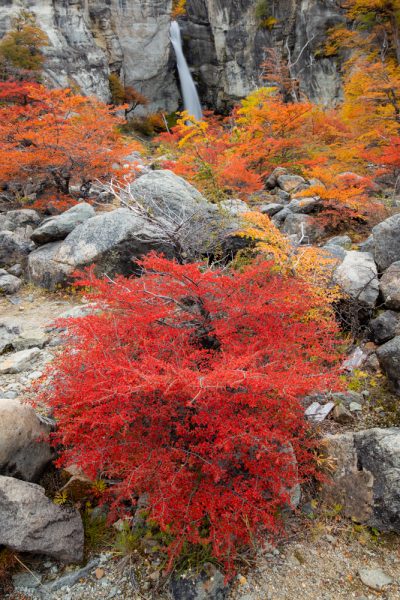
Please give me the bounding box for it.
[170,20,203,121]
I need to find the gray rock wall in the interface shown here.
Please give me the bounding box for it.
[0,0,344,111]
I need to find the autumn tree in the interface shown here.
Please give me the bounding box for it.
[260,48,301,102]
[0,10,48,81]
[327,0,400,64]
[39,253,341,572]
[172,0,187,19]
[108,73,149,119]
[0,82,141,195]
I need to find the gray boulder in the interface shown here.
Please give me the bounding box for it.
[376,336,400,391]
[28,210,173,290]
[358,235,374,253]
[0,322,20,354]
[265,167,288,189]
[129,170,238,256]
[259,203,284,217]
[369,311,400,344]
[287,197,320,214]
[0,398,52,481]
[282,213,325,243]
[276,174,306,193]
[0,347,41,374]
[0,273,21,294]
[321,244,346,263]
[31,202,95,244]
[275,188,291,202]
[272,207,292,226]
[323,428,400,532]
[380,261,400,310]
[0,230,34,267]
[7,263,22,277]
[372,213,400,271]
[334,251,379,308]
[219,198,248,216]
[0,475,83,562]
[29,172,246,290]
[0,209,40,232]
[325,235,352,249]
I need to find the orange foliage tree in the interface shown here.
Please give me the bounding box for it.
[156,88,384,229]
[0,81,140,195]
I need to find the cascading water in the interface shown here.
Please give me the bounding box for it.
[170,20,203,121]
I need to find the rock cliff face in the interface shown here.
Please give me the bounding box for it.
[0,0,180,111]
[182,0,344,109]
[0,0,344,111]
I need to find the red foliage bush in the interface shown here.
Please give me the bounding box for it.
[39,254,341,571]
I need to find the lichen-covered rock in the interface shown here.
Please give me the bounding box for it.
[0,273,21,294]
[0,209,40,232]
[323,428,400,532]
[287,197,320,214]
[0,398,52,482]
[28,210,172,290]
[281,213,325,243]
[0,475,83,562]
[372,213,400,271]
[369,311,400,345]
[334,251,379,308]
[31,202,96,244]
[380,261,400,310]
[277,174,306,193]
[0,347,41,374]
[260,203,285,217]
[0,230,34,267]
[376,336,400,391]
[325,235,352,249]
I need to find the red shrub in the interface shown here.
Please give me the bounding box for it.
[39,254,341,571]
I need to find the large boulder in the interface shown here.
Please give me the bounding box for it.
[276,174,306,193]
[369,311,400,344]
[0,209,40,232]
[0,230,34,267]
[324,235,352,249]
[0,475,83,562]
[282,213,325,243]
[0,347,42,374]
[28,172,246,290]
[380,261,400,310]
[286,197,320,214]
[323,428,400,532]
[334,251,379,308]
[265,167,288,189]
[376,336,400,391]
[0,398,52,481]
[128,170,241,255]
[31,202,95,244]
[0,273,21,294]
[28,209,173,290]
[372,213,400,271]
[0,322,19,354]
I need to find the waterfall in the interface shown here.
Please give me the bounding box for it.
[170,20,203,121]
